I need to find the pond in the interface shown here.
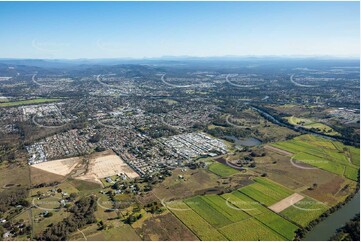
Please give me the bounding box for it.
[224,135,261,146]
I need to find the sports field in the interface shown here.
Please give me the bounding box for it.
[271,135,360,181]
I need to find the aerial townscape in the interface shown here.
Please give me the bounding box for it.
[0,1,360,242]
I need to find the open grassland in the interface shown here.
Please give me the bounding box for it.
[219,218,284,241]
[271,135,359,181]
[286,116,339,136]
[208,162,239,177]
[239,177,293,206]
[0,98,61,107]
[280,197,329,227]
[168,201,227,241]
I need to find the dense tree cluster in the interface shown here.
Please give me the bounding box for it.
[0,188,29,213]
[37,196,97,241]
[330,214,360,241]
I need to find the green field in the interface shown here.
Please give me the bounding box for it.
[280,197,329,227]
[184,196,233,228]
[286,116,339,136]
[255,210,299,240]
[168,201,227,241]
[239,177,293,206]
[219,218,284,241]
[272,135,360,181]
[208,162,239,177]
[201,194,249,222]
[168,177,303,241]
[0,98,61,107]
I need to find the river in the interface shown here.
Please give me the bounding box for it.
[303,191,360,241]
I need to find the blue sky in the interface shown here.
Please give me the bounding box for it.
[0,1,359,59]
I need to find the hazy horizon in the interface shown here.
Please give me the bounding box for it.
[0,1,360,59]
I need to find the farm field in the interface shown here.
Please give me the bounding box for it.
[254,148,357,206]
[238,177,293,206]
[219,218,284,241]
[286,116,339,136]
[168,178,303,241]
[0,98,61,107]
[168,201,227,241]
[280,197,329,227]
[208,161,239,177]
[271,135,360,181]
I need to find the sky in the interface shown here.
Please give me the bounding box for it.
[0,1,359,59]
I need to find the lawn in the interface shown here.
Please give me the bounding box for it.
[272,135,359,181]
[208,162,239,177]
[280,197,329,227]
[219,218,285,241]
[238,178,293,206]
[0,98,61,107]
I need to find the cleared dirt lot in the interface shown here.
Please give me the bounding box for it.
[32,157,81,176]
[77,150,139,184]
[268,193,304,213]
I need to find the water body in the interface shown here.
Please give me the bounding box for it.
[303,191,360,241]
[224,135,261,146]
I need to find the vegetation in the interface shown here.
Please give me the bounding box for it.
[280,197,329,227]
[208,162,239,177]
[330,214,360,241]
[272,135,360,181]
[0,98,61,107]
[37,196,97,240]
[239,177,293,206]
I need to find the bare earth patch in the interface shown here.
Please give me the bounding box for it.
[264,145,293,156]
[32,157,81,176]
[77,150,139,184]
[268,193,304,213]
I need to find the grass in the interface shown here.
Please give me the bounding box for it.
[184,196,233,228]
[219,218,285,241]
[280,197,329,227]
[239,177,293,206]
[286,116,339,136]
[208,162,239,177]
[169,201,227,241]
[0,98,61,107]
[272,135,359,181]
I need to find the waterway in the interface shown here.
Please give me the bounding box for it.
[303,191,360,241]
